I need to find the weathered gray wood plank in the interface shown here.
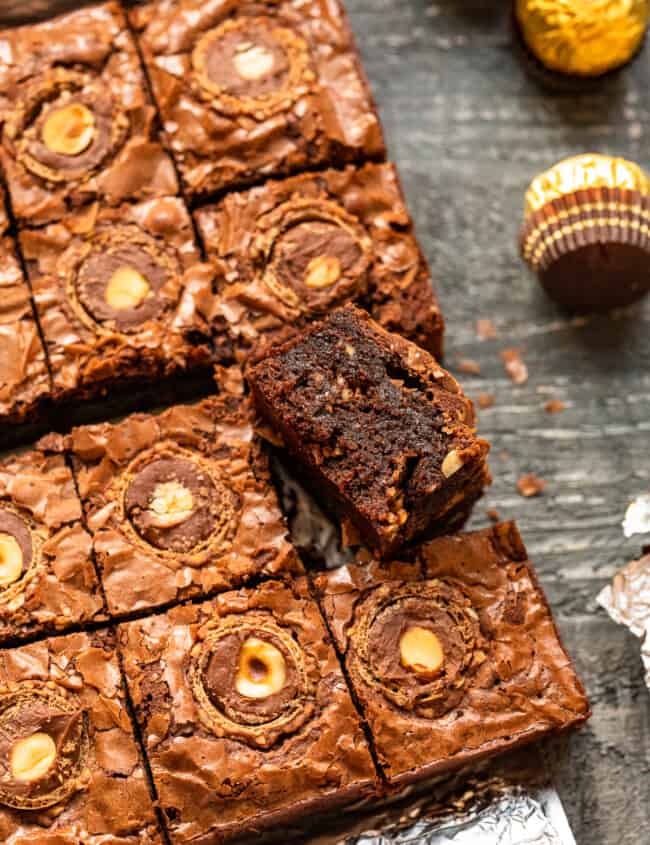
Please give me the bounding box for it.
[345,2,650,843]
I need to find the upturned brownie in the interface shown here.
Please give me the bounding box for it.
[65,395,300,616]
[315,522,591,786]
[19,197,215,404]
[0,629,162,845]
[0,447,104,644]
[129,0,385,201]
[195,162,444,362]
[118,578,378,844]
[249,305,489,558]
[0,2,177,226]
[0,187,51,433]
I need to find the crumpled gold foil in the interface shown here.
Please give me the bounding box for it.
[515,0,649,77]
[524,153,650,216]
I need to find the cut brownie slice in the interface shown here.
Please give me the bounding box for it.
[118,578,378,844]
[0,2,177,225]
[0,446,104,644]
[0,628,162,844]
[195,162,444,361]
[19,197,216,405]
[0,187,50,436]
[249,305,489,559]
[66,394,300,616]
[129,0,385,200]
[316,522,591,786]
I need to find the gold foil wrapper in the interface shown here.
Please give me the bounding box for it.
[524,154,650,216]
[515,0,649,78]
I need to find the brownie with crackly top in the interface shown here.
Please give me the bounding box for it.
[118,578,378,844]
[64,395,301,616]
[249,305,489,559]
[0,629,162,845]
[0,446,104,644]
[315,522,591,786]
[0,185,51,434]
[0,2,177,226]
[195,162,444,362]
[129,0,385,201]
[19,197,217,405]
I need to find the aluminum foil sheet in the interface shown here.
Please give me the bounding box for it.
[598,552,650,689]
[273,458,578,845]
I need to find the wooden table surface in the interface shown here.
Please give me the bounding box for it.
[345,1,650,843]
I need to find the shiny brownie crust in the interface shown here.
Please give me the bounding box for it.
[129,0,385,200]
[316,522,591,786]
[0,2,177,226]
[249,305,488,558]
[65,395,301,616]
[195,162,444,362]
[19,197,214,404]
[0,187,50,427]
[0,628,161,845]
[0,447,104,644]
[118,578,377,844]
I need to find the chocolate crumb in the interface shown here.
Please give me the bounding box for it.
[486,508,500,522]
[500,349,528,385]
[517,473,546,498]
[544,399,566,414]
[458,358,481,375]
[477,393,495,409]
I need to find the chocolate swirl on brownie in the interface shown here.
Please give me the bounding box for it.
[192,17,313,118]
[254,198,373,316]
[190,612,314,748]
[5,69,128,186]
[349,581,487,719]
[120,444,238,557]
[0,682,89,810]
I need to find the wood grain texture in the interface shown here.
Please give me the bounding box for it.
[343,2,650,843]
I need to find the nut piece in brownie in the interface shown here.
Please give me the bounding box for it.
[0,188,50,429]
[316,522,591,786]
[0,2,177,226]
[129,0,385,200]
[249,306,489,559]
[66,395,300,616]
[0,629,162,845]
[19,198,216,404]
[0,447,104,644]
[118,578,378,844]
[195,162,444,361]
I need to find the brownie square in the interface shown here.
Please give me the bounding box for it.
[0,188,51,430]
[0,447,104,644]
[195,162,444,362]
[66,395,301,616]
[118,578,378,844]
[0,2,178,226]
[129,0,385,200]
[0,629,162,845]
[19,197,215,404]
[316,522,591,786]
[249,305,489,559]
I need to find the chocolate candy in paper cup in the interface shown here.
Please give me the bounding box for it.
[514,0,648,86]
[519,154,650,312]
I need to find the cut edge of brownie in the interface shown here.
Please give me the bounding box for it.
[250,305,490,558]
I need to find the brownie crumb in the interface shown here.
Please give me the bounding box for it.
[544,399,566,414]
[476,318,497,340]
[517,473,546,498]
[457,358,481,375]
[486,508,501,522]
[501,349,528,385]
[478,393,495,409]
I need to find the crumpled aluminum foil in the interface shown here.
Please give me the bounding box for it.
[597,552,650,689]
[273,458,578,845]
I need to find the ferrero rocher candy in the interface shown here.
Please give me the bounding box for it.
[520,154,650,311]
[515,0,649,78]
